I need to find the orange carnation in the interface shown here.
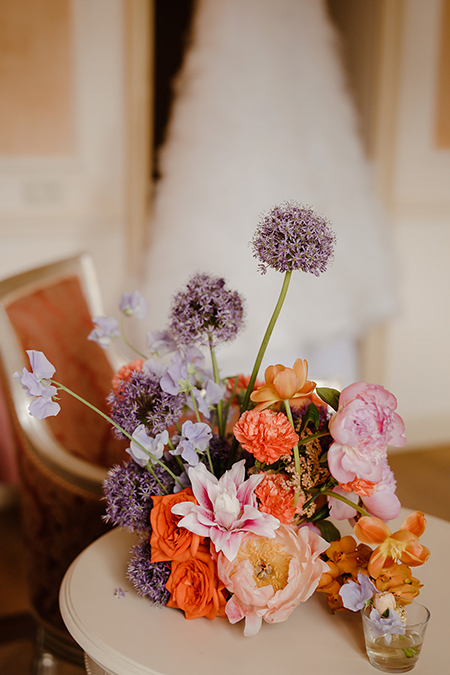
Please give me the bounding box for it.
[150,488,203,563]
[165,543,228,620]
[255,472,297,524]
[233,409,299,464]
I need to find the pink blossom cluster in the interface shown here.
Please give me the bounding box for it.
[327,383,406,521]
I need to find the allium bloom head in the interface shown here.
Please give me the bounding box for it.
[103,460,175,531]
[127,540,171,605]
[217,525,329,636]
[169,273,244,348]
[108,367,184,436]
[234,409,298,464]
[112,359,144,392]
[251,201,336,275]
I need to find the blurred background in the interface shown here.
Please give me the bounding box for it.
[1,0,449,451]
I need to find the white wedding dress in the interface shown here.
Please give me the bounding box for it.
[143,0,396,385]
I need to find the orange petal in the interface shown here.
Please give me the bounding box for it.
[264,364,285,385]
[354,516,391,545]
[400,511,427,537]
[273,369,300,400]
[400,543,431,567]
[293,358,308,386]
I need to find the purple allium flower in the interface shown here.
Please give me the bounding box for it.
[103,460,176,531]
[169,273,244,348]
[252,201,336,276]
[127,540,171,606]
[108,367,184,437]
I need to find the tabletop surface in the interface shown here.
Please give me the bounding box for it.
[59,509,449,675]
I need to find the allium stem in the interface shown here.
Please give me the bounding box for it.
[209,336,225,437]
[240,270,292,413]
[52,380,183,490]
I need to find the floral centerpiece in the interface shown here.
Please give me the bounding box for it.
[14,202,430,641]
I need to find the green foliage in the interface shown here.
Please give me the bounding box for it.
[316,387,340,412]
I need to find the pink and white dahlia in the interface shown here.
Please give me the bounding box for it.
[171,460,280,562]
[217,525,329,636]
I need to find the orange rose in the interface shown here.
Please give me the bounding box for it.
[150,488,202,563]
[166,544,228,620]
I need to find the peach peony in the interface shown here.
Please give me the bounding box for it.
[217,524,328,636]
[255,473,297,524]
[165,543,228,620]
[233,409,299,464]
[150,488,203,563]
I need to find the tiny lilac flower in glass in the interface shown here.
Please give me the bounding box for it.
[252,201,336,276]
[119,291,149,319]
[88,316,120,349]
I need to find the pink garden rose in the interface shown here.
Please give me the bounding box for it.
[328,383,406,485]
[216,525,329,636]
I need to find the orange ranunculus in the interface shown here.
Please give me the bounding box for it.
[375,562,423,600]
[233,409,299,464]
[150,488,203,563]
[165,543,228,620]
[250,359,316,411]
[353,511,430,579]
[255,472,298,524]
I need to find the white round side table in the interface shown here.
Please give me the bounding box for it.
[60,510,448,675]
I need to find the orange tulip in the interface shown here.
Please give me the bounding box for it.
[250,358,316,411]
[353,511,430,579]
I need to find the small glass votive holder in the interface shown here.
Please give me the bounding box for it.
[361,600,430,673]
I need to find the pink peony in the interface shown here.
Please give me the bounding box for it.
[233,409,299,464]
[328,383,406,485]
[216,525,329,636]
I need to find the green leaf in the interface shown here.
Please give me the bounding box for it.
[309,502,330,522]
[299,403,320,433]
[314,519,341,543]
[316,387,340,412]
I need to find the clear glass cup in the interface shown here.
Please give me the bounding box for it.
[361,600,430,673]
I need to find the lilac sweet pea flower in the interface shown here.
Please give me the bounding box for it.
[171,460,280,561]
[88,316,120,349]
[187,379,225,418]
[160,347,206,395]
[13,350,60,419]
[118,291,148,319]
[171,420,212,466]
[368,607,406,645]
[339,571,377,611]
[126,424,168,467]
[146,330,177,356]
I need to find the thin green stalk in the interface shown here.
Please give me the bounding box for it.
[240,271,292,414]
[120,317,147,359]
[284,399,303,506]
[53,380,183,490]
[209,337,225,437]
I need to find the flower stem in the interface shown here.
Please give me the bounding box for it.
[284,399,303,506]
[120,317,147,359]
[52,380,183,490]
[209,337,225,437]
[240,271,292,414]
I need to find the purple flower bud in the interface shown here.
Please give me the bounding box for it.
[118,291,148,319]
[88,316,120,349]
